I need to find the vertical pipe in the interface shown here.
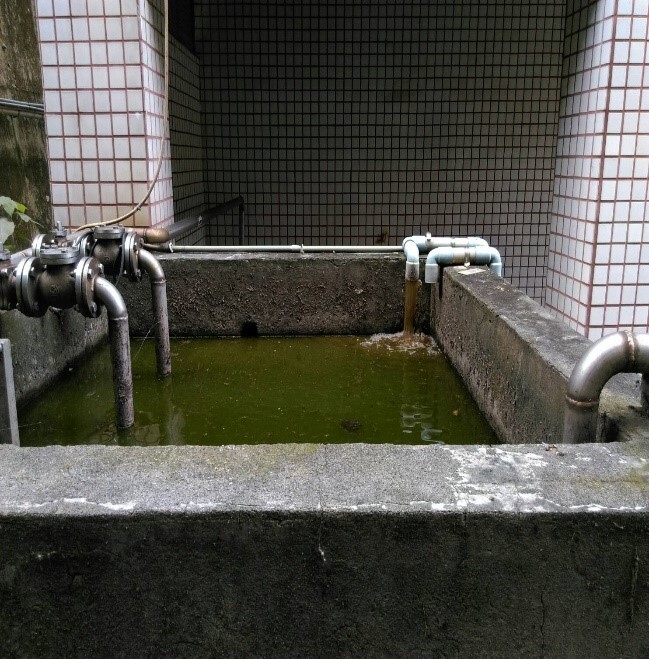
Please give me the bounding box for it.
[138,249,172,378]
[94,277,135,429]
[0,339,19,445]
[239,204,246,243]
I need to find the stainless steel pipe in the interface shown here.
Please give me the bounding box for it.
[146,244,404,253]
[94,277,135,429]
[10,247,32,266]
[563,331,649,443]
[138,249,171,378]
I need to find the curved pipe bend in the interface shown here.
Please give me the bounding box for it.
[402,239,420,281]
[94,276,128,319]
[401,234,491,283]
[563,331,649,443]
[138,247,165,283]
[424,246,502,284]
[401,234,489,253]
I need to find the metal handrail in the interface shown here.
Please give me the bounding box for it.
[201,196,246,243]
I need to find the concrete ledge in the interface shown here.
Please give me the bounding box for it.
[1,442,649,657]
[432,267,647,444]
[119,253,431,336]
[4,255,649,655]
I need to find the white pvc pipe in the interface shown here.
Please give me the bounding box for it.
[425,246,503,284]
[401,233,492,282]
[402,239,420,281]
[402,233,489,253]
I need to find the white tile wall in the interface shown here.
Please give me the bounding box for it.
[35,0,173,229]
[195,0,566,301]
[546,0,649,338]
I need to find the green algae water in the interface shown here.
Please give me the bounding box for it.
[18,335,498,447]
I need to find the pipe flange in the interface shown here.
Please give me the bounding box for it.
[31,233,52,258]
[93,225,125,241]
[0,266,15,310]
[14,257,46,317]
[124,231,142,282]
[73,229,94,257]
[74,256,103,318]
[40,245,79,266]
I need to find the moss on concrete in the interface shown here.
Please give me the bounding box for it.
[0,0,51,231]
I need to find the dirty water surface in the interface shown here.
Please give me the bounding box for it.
[19,335,499,447]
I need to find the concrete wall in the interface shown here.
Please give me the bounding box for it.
[120,253,645,446]
[1,443,649,657]
[0,309,106,405]
[2,255,649,656]
[195,0,564,303]
[432,266,646,444]
[120,253,431,337]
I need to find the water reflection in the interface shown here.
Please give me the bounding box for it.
[400,403,443,444]
[119,378,186,446]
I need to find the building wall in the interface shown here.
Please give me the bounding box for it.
[195,0,566,300]
[30,0,649,334]
[34,0,173,229]
[169,35,205,223]
[545,0,649,339]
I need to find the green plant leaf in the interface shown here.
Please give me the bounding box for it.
[0,217,15,244]
[0,196,16,218]
[16,212,32,223]
[14,202,26,214]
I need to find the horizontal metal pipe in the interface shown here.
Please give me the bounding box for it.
[0,98,44,117]
[10,248,32,266]
[145,244,404,254]
[94,277,134,429]
[138,249,171,378]
[201,196,245,221]
[132,226,169,244]
[130,215,205,244]
[166,216,204,241]
[563,331,649,443]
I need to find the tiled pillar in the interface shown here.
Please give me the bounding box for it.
[546,0,649,339]
[35,0,172,229]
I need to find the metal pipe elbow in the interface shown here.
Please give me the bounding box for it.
[138,248,165,283]
[567,332,649,404]
[131,227,170,244]
[564,331,649,443]
[94,276,127,319]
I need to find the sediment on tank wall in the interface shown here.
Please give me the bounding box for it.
[119,253,432,337]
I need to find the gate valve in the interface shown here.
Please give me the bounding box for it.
[13,245,104,318]
[89,225,143,282]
